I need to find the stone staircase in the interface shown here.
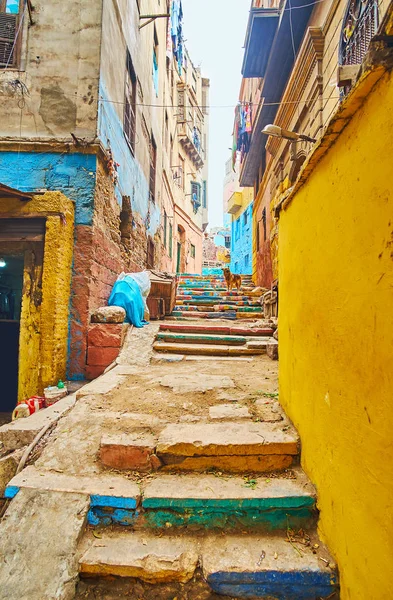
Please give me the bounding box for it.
[153,273,278,359]
[172,273,263,320]
[2,297,339,599]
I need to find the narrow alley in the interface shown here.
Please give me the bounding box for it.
[0,0,392,599]
[1,275,337,600]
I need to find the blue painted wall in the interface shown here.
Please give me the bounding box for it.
[231,202,253,275]
[98,82,160,235]
[0,151,96,225]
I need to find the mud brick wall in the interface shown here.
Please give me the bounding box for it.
[68,159,160,380]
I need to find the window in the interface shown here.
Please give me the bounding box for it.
[149,135,157,203]
[164,111,169,151]
[224,235,231,249]
[340,0,378,69]
[192,72,197,94]
[202,180,207,208]
[256,220,260,252]
[147,237,155,269]
[245,254,249,268]
[0,0,22,69]
[152,27,159,97]
[191,182,201,214]
[243,209,248,226]
[235,262,239,273]
[163,211,167,248]
[169,223,173,258]
[235,218,240,241]
[262,207,267,241]
[190,244,196,259]
[124,50,137,153]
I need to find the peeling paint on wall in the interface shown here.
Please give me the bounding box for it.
[0,152,96,225]
[97,83,160,235]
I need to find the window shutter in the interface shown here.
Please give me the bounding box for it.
[0,13,17,67]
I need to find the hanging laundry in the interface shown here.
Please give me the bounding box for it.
[170,0,184,75]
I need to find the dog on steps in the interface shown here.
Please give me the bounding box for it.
[222,267,242,292]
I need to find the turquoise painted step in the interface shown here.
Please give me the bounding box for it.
[156,332,248,345]
[171,311,238,320]
[141,473,316,532]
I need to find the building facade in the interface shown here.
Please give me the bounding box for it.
[0,0,208,405]
[237,0,393,598]
[224,156,254,276]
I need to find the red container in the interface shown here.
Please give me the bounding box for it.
[12,396,46,420]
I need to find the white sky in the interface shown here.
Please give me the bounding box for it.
[181,0,251,228]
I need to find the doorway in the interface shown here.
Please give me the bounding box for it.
[0,254,24,420]
[176,225,186,273]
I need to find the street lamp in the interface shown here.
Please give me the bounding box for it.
[261,124,316,143]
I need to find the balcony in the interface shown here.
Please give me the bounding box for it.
[227,191,243,214]
[178,122,204,169]
[242,7,280,78]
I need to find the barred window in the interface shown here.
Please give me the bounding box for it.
[340,0,378,67]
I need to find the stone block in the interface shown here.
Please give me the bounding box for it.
[202,532,338,598]
[0,488,89,600]
[87,346,119,367]
[85,365,106,380]
[91,306,126,324]
[80,532,199,583]
[88,324,123,348]
[0,394,76,452]
[209,404,251,421]
[0,449,23,496]
[100,433,161,471]
[267,341,279,360]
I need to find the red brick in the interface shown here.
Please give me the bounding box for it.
[100,434,161,471]
[88,324,122,347]
[87,346,119,366]
[85,365,106,380]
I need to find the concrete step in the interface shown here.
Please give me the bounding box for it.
[153,341,267,356]
[171,310,265,320]
[159,323,274,336]
[156,421,299,473]
[141,470,316,531]
[156,332,248,345]
[169,311,238,320]
[78,531,338,599]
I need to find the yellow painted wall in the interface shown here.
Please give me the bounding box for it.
[0,192,74,401]
[279,70,393,599]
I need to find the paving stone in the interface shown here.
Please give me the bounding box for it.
[209,404,251,421]
[0,488,89,600]
[158,374,235,393]
[202,533,338,599]
[100,433,160,471]
[76,372,127,397]
[80,532,199,583]
[255,400,284,422]
[157,422,298,457]
[0,393,76,452]
[91,306,126,324]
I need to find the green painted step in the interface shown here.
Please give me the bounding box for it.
[156,332,248,345]
[153,341,266,356]
[141,471,316,531]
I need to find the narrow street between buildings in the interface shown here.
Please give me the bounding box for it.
[0,275,338,600]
